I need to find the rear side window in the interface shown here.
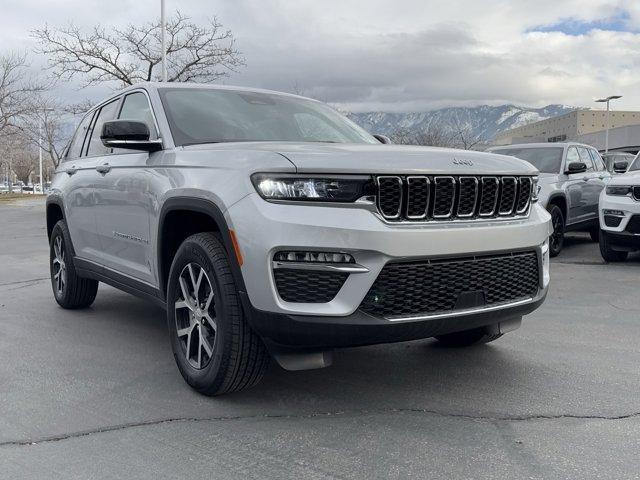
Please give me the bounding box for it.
[66,112,94,160]
[118,92,158,139]
[577,147,594,171]
[86,99,120,156]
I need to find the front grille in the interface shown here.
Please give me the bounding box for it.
[360,251,540,319]
[376,175,534,221]
[274,269,348,303]
[625,215,640,234]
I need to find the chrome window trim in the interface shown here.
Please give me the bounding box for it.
[498,176,517,216]
[432,176,456,219]
[376,175,403,219]
[457,176,478,218]
[405,176,430,219]
[479,176,499,217]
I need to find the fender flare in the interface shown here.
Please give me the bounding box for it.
[157,197,247,300]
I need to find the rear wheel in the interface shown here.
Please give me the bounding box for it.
[167,233,270,396]
[547,204,565,257]
[49,220,99,309]
[435,325,503,347]
[599,230,628,262]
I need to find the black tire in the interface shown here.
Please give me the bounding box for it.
[589,226,600,242]
[435,326,503,347]
[167,232,269,396]
[49,220,99,309]
[547,204,565,257]
[599,230,628,262]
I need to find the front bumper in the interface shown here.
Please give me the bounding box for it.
[599,193,640,233]
[227,194,551,317]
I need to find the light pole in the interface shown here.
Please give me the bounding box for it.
[595,95,622,153]
[161,0,167,82]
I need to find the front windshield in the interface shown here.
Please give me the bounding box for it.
[627,155,640,172]
[492,147,564,174]
[159,88,378,146]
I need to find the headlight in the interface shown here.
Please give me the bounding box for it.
[606,185,632,196]
[251,174,373,202]
[532,177,540,202]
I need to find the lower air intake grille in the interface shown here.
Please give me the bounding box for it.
[360,251,540,319]
[274,269,348,303]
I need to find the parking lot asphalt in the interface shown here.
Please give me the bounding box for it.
[1,197,639,479]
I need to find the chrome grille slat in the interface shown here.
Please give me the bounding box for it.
[479,177,499,217]
[406,176,430,219]
[375,175,533,222]
[433,176,456,218]
[457,177,478,218]
[498,177,517,216]
[516,177,533,214]
[376,176,403,219]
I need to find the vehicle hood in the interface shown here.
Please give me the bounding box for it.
[537,173,560,184]
[608,171,640,185]
[184,142,538,175]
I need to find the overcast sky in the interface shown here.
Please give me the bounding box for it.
[2,0,640,112]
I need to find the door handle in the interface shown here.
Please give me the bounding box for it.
[66,166,78,176]
[96,163,111,174]
[582,176,589,182]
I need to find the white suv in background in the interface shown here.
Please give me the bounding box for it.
[599,155,640,261]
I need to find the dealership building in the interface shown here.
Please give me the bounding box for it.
[493,109,640,153]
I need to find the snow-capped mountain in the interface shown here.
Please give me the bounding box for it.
[348,104,576,142]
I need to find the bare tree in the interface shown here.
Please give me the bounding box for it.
[447,115,482,150]
[20,98,82,169]
[414,123,456,148]
[33,12,244,88]
[1,132,38,184]
[0,52,44,136]
[391,124,455,148]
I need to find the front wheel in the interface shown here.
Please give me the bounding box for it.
[167,233,270,396]
[599,230,628,262]
[547,205,565,257]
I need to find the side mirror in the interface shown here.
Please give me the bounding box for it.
[373,134,392,144]
[613,161,629,174]
[566,162,587,174]
[101,120,162,152]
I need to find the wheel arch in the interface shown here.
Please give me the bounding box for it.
[546,193,567,221]
[157,197,247,301]
[46,197,65,241]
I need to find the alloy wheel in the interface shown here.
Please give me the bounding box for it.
[550,211,563,252]
[52,236,67,295]
[174,263,217,369]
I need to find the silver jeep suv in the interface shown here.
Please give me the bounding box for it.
[489,143,611,256]
[47,83,551,395]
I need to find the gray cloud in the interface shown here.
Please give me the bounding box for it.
[2,0,640,111]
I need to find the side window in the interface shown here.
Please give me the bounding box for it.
[66,112,94,161]
[577,147,595,171]
[86,99,120,156]
[589,149,606,171]
[566,147,580,166]
[118,92,158,138]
